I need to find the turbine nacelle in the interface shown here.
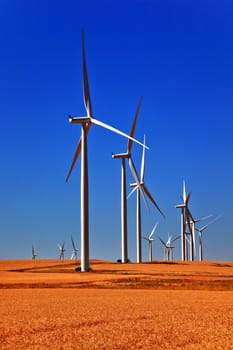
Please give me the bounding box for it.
[112,152,130,159]
[69,115,91,124]
[145,237,154,241]
[130,181,144,187]
[142,237,154,242]
[175,203,186,209]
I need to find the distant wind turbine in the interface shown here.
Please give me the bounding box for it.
[142,222,158,262]
[158,234,180,260]
[195,215,222,261]
[128,135,165,263]
[175,181,194,261]
[70,236,79,260]
[66,32,147,272]
[112,96,143,263]
[32,245,37,260]
[58,243,65,260]
[186,214,213,261]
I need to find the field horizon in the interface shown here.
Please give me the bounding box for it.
[1,258,233,290]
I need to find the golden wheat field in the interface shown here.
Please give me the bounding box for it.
[0,260,233,349]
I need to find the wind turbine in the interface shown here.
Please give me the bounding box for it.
[186,214,213,261]
[175,181,194,261]
[195,215,222,261]
[66,32,146,272]
[58,243,65,260]
[142,222,158,262]
[112,96,143,263]
[32,245,37,260]
[158,234,180,260]
[128,135,165,263]
[71,236,79,260]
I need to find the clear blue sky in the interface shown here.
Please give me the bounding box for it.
[0,0,232,261]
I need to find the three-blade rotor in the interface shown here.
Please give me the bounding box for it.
[66,34,147,183]
[128,134,165,218]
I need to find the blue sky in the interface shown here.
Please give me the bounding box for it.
[0,0,232,261]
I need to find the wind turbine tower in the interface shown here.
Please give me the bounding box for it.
[142,222,158,262]
[112,97,143,263]
[129,135,165,263]
[66,32,145,272]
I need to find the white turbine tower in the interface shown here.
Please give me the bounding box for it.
[195,215,221,261]
[112,97,144,263]
[175,181,194,261]
[196,225,207,262]
[32,245,37,260]
[58,243,65,260]
[66,32,146,272]
[142,222,158,262]
[70,236,79,260]
[158,234,180,261]
[128,135,165,263]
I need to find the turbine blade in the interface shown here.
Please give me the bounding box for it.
[90,117,148,149]
[149,222,158,239]
[66,138,82,182]
[186,207,195,223]
[128,157,140,184]
[127,96,142,154]
[71,237,76,250]
[66,123,92,182]
[195,214,213,223]
[171,234,181,243]
[185,210,194,233]
[186,191,192,206]
[128,158,149,210]
[198,214,222,233]
[140,134,146,182]
[143,184,165,218]
[158,236,167,247]
[82,31,92,117]
[208,214,222,226]
[183,180,186,202]
[127,185,138,199]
